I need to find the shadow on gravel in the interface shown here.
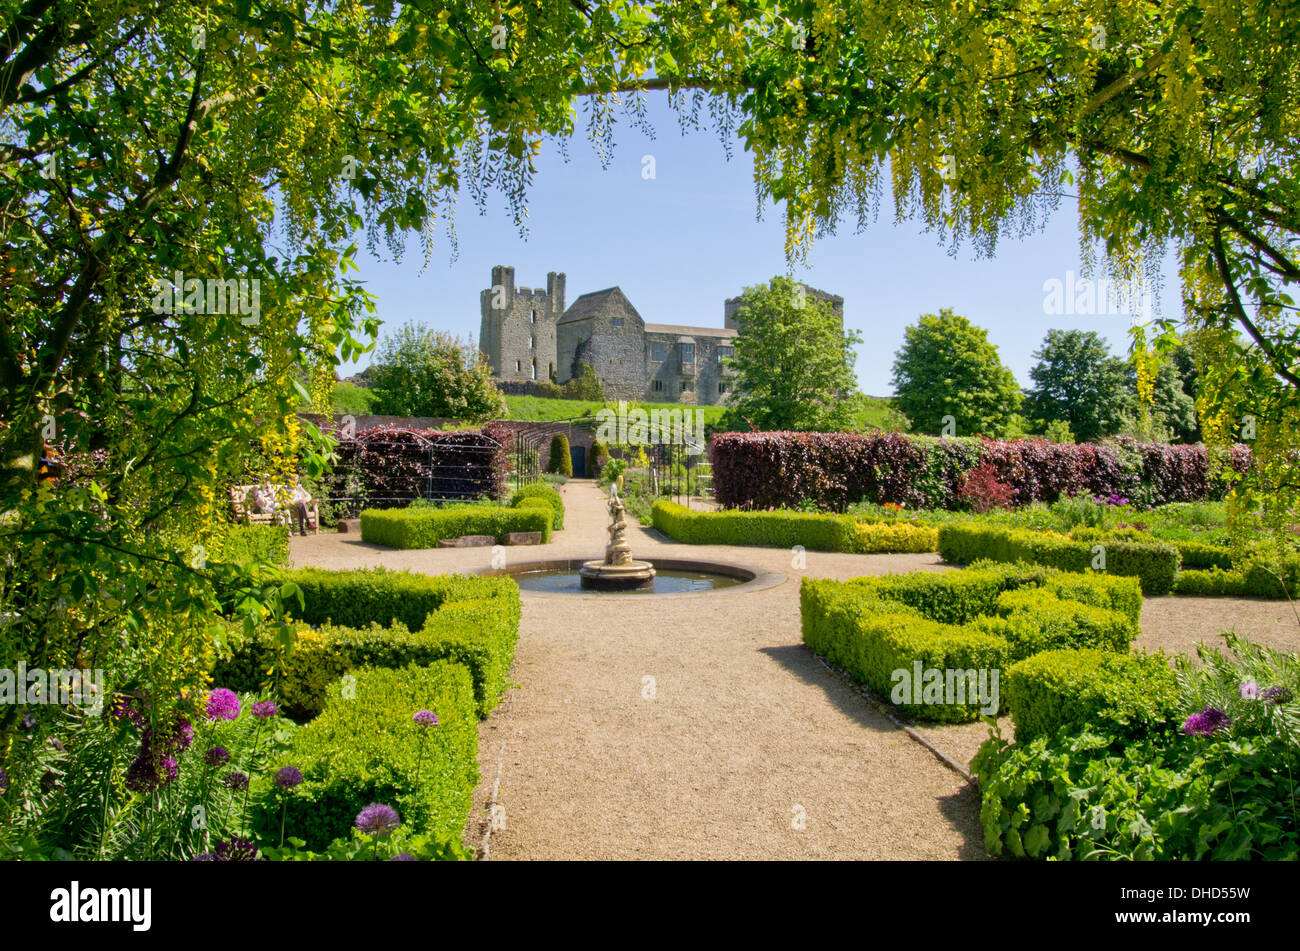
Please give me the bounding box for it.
[759,642,989,861]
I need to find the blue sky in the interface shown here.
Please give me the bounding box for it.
[344,95,1178,396]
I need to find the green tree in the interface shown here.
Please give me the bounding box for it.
[369,326,505,422]
[891,310,1022,436]
[1027,330,1132,442]
[723,276,862,431]
[1149,359,1200,445]
[547,433,573,476]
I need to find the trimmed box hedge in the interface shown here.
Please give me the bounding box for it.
[651,500,938,553]
[800,564,1141,723]
[938,522,1179,595]
[218,568,521,716]
[509,483,565,530]
[361,502,551,548]
[1003,648,1179,742]
[251,662,478,851]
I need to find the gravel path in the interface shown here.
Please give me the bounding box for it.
[288,482,1300,860]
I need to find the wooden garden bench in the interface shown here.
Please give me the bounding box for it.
[230,484,319,534]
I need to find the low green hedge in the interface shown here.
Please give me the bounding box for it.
[509,483,565,530]
[209,523,290,566]
[651,500,938,553]
[217,569,521,716]
[361,503,551,548]
[938,523,1179,595]
[991,589,1137,658]
[1003,648,1179,742]
[252,662,478,851]
[1174,540,1236,570]
[800,564,1140,723]
[278,567,515,630]
[1171,555,1300,598]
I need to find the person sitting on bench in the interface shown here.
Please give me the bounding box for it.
[287,478,314,536]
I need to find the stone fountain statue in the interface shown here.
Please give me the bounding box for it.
[579,476,656,590]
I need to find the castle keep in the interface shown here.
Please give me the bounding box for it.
[479,266,843,406]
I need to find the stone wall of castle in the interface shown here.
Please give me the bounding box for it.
[479,266,564,383]
[482,268,837,407]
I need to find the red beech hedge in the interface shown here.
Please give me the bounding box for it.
[709,432,1250,511]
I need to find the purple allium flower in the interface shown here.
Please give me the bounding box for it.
[274,766,303,789]
[125,754,159,793]
[169,720,194,751]
[204,746,230,767]
[222,770,249,791]
[160,755,179,784]
[413,710,439,727]
[389,853,416,861]
[1263,686,1294,705]
[213,837,258,861]
[252,700,278,719]
[1239,681,1261,700]
[206,688,241,722]
[1183,707,1231,736]
[355,803,401,837]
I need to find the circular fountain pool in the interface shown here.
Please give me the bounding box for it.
[477,558,784,597]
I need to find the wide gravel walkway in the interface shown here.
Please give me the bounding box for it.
[288,481,1300,860]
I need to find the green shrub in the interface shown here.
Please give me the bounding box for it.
[252,662,478,851]
[1042,573,1143,626]
[1172,567,1248,596]
[938,522,1179,595]
[589,440,609,476]
[651,500,937,553]
[361,503,551,548]
[799,564,1139,723]
[973,728,1300,860]
[509,483,565,530]
[219,569,521,716]
[653,500,855,550]
[547,433,572,476]
[1004,648,1179,742]
[1174,539,1236,570]
[991,589,1137,659]
[209,523,290,566]
[1241,554,1300,598]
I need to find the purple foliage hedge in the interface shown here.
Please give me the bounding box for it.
[325,422,510,508]
[708,432,1251,512]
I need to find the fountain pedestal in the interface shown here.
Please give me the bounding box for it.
[580,479,656,590]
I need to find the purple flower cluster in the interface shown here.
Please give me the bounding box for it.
[273,766,303,789]
[252,700,278,719]
[205,688,241,722]
[413,710,439,727]
[1092,494,1131,506]
[205,746,231,767]
[213,837,258,861]
[355,803,401,837]
[1263,686,1294,705]
[1183,707,1231,736]
[124,752,178,793]
[222,771,249,791]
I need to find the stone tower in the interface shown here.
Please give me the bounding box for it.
[479,265,565,383]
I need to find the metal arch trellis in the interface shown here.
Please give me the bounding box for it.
[326,426,511,515]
